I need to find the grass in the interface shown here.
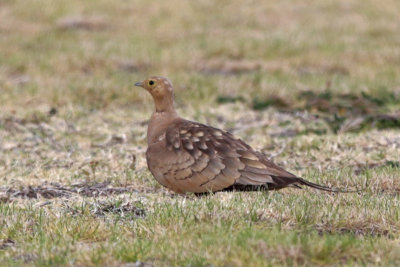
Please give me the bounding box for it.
[1,0,400,266]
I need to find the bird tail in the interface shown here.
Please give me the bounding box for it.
[296,177,358,193]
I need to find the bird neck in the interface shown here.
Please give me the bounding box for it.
[153,94,175,113]
[147,110,179,145]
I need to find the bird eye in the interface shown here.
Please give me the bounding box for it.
[148,80,155,86]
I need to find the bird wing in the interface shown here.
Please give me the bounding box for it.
[160,119,303,193]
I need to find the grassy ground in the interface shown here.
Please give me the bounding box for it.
[1,0,400,266]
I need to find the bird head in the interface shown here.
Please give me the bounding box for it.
[135,76,175,112]
[135,76,173,97]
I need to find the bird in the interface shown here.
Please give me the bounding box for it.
[135,76,345,194]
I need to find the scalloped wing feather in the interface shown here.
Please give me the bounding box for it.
[146,119,304,193]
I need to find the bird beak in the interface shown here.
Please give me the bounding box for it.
[134,81,144,88]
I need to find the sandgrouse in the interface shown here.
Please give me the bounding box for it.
[135,76,342,194]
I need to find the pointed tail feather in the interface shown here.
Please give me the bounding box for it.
[296,177,358,193]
